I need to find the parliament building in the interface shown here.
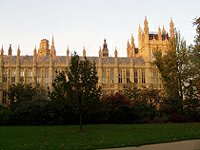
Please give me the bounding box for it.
[0,17,175,105]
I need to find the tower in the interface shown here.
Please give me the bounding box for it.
[38,39,50,57]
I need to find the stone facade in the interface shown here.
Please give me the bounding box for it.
[0,17,175,105]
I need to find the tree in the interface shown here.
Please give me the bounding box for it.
[153,32,189,114]
[191,17,200,94]
[50,52,101,132]
[8,83,35,106]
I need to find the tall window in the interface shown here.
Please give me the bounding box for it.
[110,69,114,83]
[142,70,145,84]
[106,69,110,84]
[20,69,24,83]
[11,69,15,83]
[134,69,138,83]
[152,70,158,87]
[2,91,7,105]
[3,70,7,83]
[118,69,122,83]
[102,69,106,83]
[45,69,48,78]
[28,69,32,83]
[126,69,130,83]
[37,69,41,83]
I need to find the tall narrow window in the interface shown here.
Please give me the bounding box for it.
[28,69,32,83]
[142,70,145,84]
[110,69,114,83]
[102,69,106,83]
[45,69,48,78]
[20,69,24,83]
[106,69,110,84]
[134,69,138,83]
[126,69,130,83]
[3,70,7,83]
[2,91,7,105]
[37,69,41,83]
[118,69,122,83]
[11,69,15,83]
[152,70,158,87]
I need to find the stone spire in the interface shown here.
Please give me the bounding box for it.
[162,25,167,34]
[17,45,20,58]
[127,39,130,48]
[1,45,4,56]
[98,46,102,57]
[50,34,56,56]
[8,44,12,56]
[170,18,175,38]
[131,34,135,46]
[144,16,149,34]
[83,46,86,57]
[114,47,118,58]
[66,46,70,67]
[131,34,135,57]
[138,24,143,49]
[66,46,70,57]
[34,45,37,57]
[158,26,162,41]
[102,39,109,57]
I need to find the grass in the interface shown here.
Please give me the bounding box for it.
[0,123,200,150]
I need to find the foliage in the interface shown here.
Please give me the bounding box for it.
[100,93,133,123]
[50,52,101,131]
[8,83,35,105]
[190,17,200,94]
[153,33,189,113]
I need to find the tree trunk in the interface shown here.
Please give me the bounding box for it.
[79,95,83,132]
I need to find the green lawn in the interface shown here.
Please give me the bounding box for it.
[0,123,200,150]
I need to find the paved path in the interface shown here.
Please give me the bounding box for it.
[101,139,200,150]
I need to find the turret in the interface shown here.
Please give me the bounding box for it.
[102,39,109,57]
[127,39,131,57]
[8,44,12,56]
[114,47,118,58]
[131,34,135,57]
[83,46,86,58]
[97,47,101,58]
[144,16,149,34]
[0,46,4,65]
[170,18,175,38]
[66,46,70,67]
[1,45,4,56]
[138,24,143,49]
[50,35,56,57]
[38,39,50,57]
[158,26,162,41]
[17,45,20,58]
[162,25,167,35]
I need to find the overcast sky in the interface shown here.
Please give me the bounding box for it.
[0,0,199,56]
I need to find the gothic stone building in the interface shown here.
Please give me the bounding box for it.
[0,17,175,105]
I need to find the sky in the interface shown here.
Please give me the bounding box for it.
[0,0,199,57]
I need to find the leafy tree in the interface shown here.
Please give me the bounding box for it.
[50,52,101,132]
[8,83,35,106]
[124,83,162,108]
[153,32,189,113]
[191,17,200,94]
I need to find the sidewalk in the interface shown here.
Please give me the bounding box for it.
[102,139,200,150]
